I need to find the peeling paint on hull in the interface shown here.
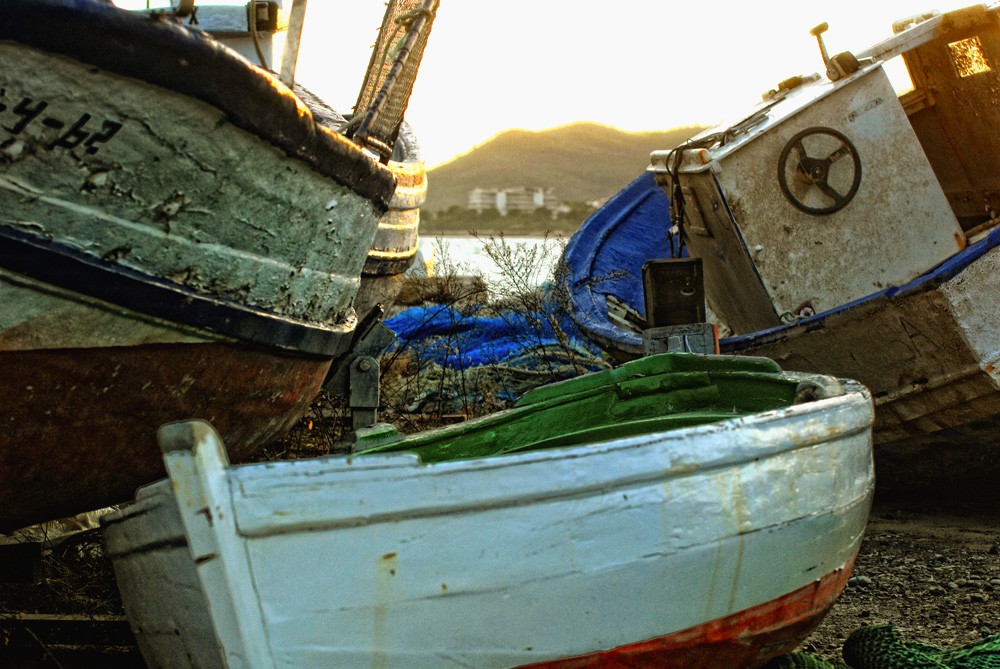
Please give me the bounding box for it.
[0,41,381,325]
[725,237,1000,494]
[0,1,397,528]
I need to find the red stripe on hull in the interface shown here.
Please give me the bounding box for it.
[1,343,328,530]
[518,557,856,669]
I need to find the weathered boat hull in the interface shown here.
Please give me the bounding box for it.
[0,266,332,529]
[0,0,395,529]
[722,230,1000,495]
[105,356,874,668]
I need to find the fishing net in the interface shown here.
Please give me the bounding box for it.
[765,625,1000,669]
[349,0,438,161]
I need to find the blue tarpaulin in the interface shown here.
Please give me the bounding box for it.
[385,301,604,371]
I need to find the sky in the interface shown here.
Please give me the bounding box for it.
[123,1,975,168]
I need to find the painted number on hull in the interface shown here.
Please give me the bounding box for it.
[0,88,122,154]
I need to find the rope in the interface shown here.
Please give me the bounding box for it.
[666,144,686,259]
[374,7,436,79]
[246,1,269,70]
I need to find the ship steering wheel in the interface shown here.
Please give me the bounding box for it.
[778,127,861,215]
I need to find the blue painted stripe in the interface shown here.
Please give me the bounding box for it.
[0,225,354,357]
[721,227,1000,351]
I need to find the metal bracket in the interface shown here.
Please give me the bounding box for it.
[346,356,402,453]
[323,306,396,397]
[323,306,401,452]
[642,323,719,356]
[349,356,380,431]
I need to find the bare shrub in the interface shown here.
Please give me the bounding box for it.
[378,232,609,431]
[273,231,609,450]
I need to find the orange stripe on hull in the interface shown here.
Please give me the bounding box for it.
[518,556,856,669]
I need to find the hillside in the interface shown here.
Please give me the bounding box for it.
[423,122,707,213]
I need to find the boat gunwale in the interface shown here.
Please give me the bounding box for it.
[225,381,873,537]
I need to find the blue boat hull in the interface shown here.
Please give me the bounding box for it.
[562,172,673,361]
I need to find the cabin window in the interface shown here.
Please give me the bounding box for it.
[947,36,992,78]
[884,55,915,96]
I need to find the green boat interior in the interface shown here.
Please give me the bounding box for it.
[359,353,815,463]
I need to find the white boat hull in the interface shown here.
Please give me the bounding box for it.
[104,379,874,668]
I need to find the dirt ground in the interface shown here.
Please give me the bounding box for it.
[1,493,997,667]
[799,494,1000,663]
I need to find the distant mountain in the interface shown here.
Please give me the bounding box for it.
[423,122,707,213]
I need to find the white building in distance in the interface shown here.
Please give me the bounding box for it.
[468,187,561,216]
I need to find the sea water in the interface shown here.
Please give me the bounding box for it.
[417,235,566,287]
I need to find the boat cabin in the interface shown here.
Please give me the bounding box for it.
[649,3,1000,335]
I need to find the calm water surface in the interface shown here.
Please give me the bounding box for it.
[418,235,567,287]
